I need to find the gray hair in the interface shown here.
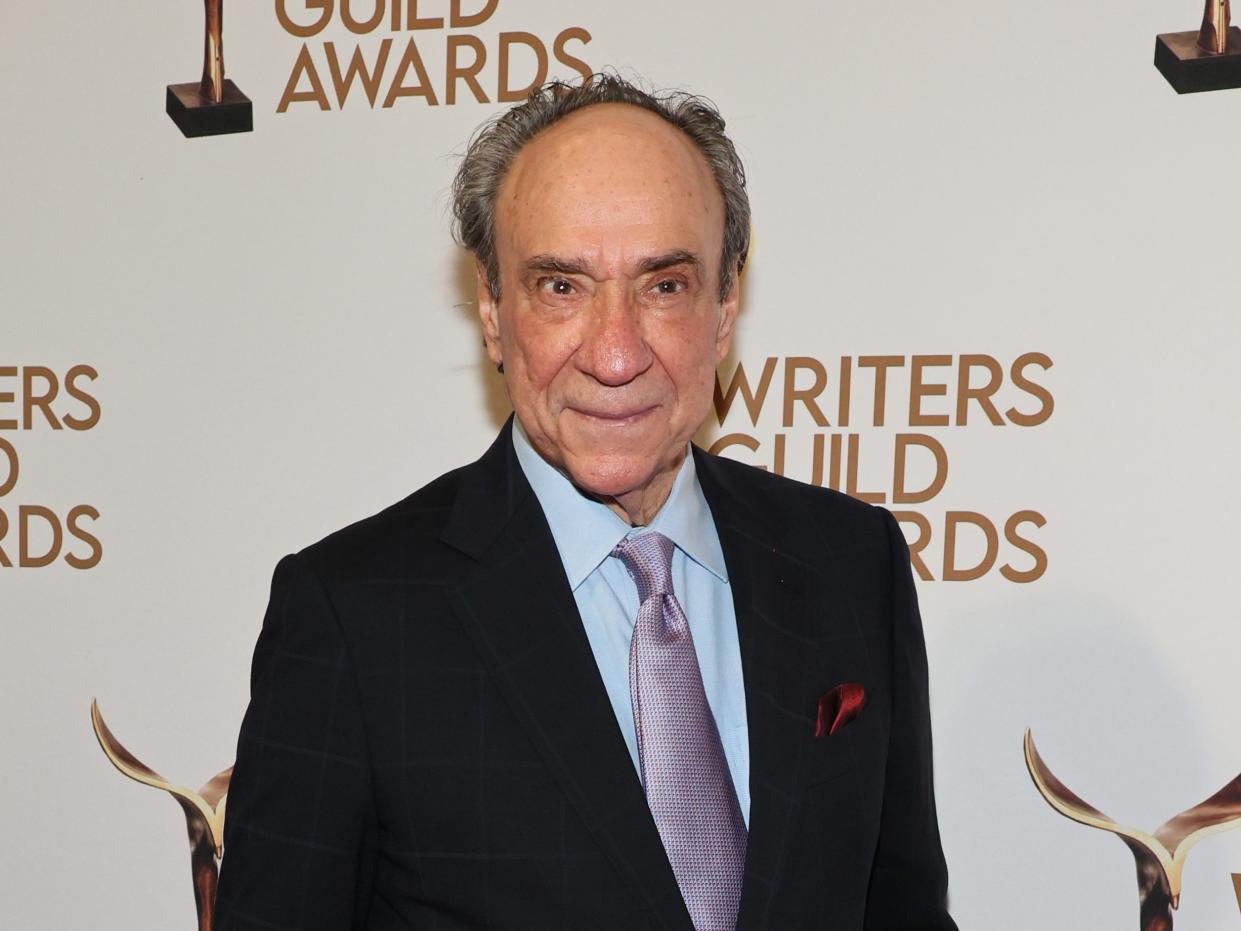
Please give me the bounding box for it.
[451,73,750,302]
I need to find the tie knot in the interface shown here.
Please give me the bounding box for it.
[611,531,675,601]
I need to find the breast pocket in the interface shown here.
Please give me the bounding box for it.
[807,710,873,786]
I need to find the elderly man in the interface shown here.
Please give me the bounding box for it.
[215,75,957,931]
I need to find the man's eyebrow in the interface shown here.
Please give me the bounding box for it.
[635,250,701,275]
[522,250,701,278]
[524,255,591,276]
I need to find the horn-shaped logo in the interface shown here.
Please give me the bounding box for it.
[91,700,233,930]
[1025,729,1241,931]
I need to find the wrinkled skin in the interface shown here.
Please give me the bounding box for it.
[478,103,740,525]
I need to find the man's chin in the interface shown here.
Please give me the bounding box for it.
[560,452,682,506]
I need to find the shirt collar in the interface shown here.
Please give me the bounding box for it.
[511,418,729,590]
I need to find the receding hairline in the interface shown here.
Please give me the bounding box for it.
[451,74,750,302]
[492,102,727,262]
[501,100,722,189]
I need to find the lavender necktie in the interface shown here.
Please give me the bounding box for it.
[612,532,747,931]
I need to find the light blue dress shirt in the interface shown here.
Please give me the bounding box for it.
[512,420,751,826]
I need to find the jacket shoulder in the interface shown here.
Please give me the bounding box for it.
[697,448,893,550]
[292,461,472,584]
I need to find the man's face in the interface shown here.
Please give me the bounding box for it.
[478,103,740,516]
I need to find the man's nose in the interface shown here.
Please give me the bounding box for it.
[576,289,654,386]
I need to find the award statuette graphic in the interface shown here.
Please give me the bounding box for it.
[1155,0,1241,93]
[91,700,233,930]
[166,0,253,137]
[1025,729,1241,931]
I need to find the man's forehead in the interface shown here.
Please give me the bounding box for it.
[506,217,718,279]
[499,104,718,209]
[494,105,723,264]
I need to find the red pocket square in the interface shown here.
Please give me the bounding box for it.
[815,683,866,738]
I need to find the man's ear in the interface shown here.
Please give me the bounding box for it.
[475,261,504,370]
[715,264,742,364]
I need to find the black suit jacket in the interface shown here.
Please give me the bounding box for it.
[215,421,956,931]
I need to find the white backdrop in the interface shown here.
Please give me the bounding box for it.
[4,0,1240,928]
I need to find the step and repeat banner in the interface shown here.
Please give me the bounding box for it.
[3,0,1240,928]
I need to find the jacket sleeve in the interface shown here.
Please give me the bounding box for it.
[215,553,377,931]
[863,510,958,931]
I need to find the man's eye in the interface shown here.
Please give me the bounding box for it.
[653,279,685,295]
[540,277,575,295]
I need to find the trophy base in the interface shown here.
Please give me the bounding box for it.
[1154,28,1241,93]
[165,80,253,138]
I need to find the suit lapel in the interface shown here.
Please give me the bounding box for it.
[694,448,823,931]
[443,422,695,931]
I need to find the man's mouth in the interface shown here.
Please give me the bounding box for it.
[565,404,657,425]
